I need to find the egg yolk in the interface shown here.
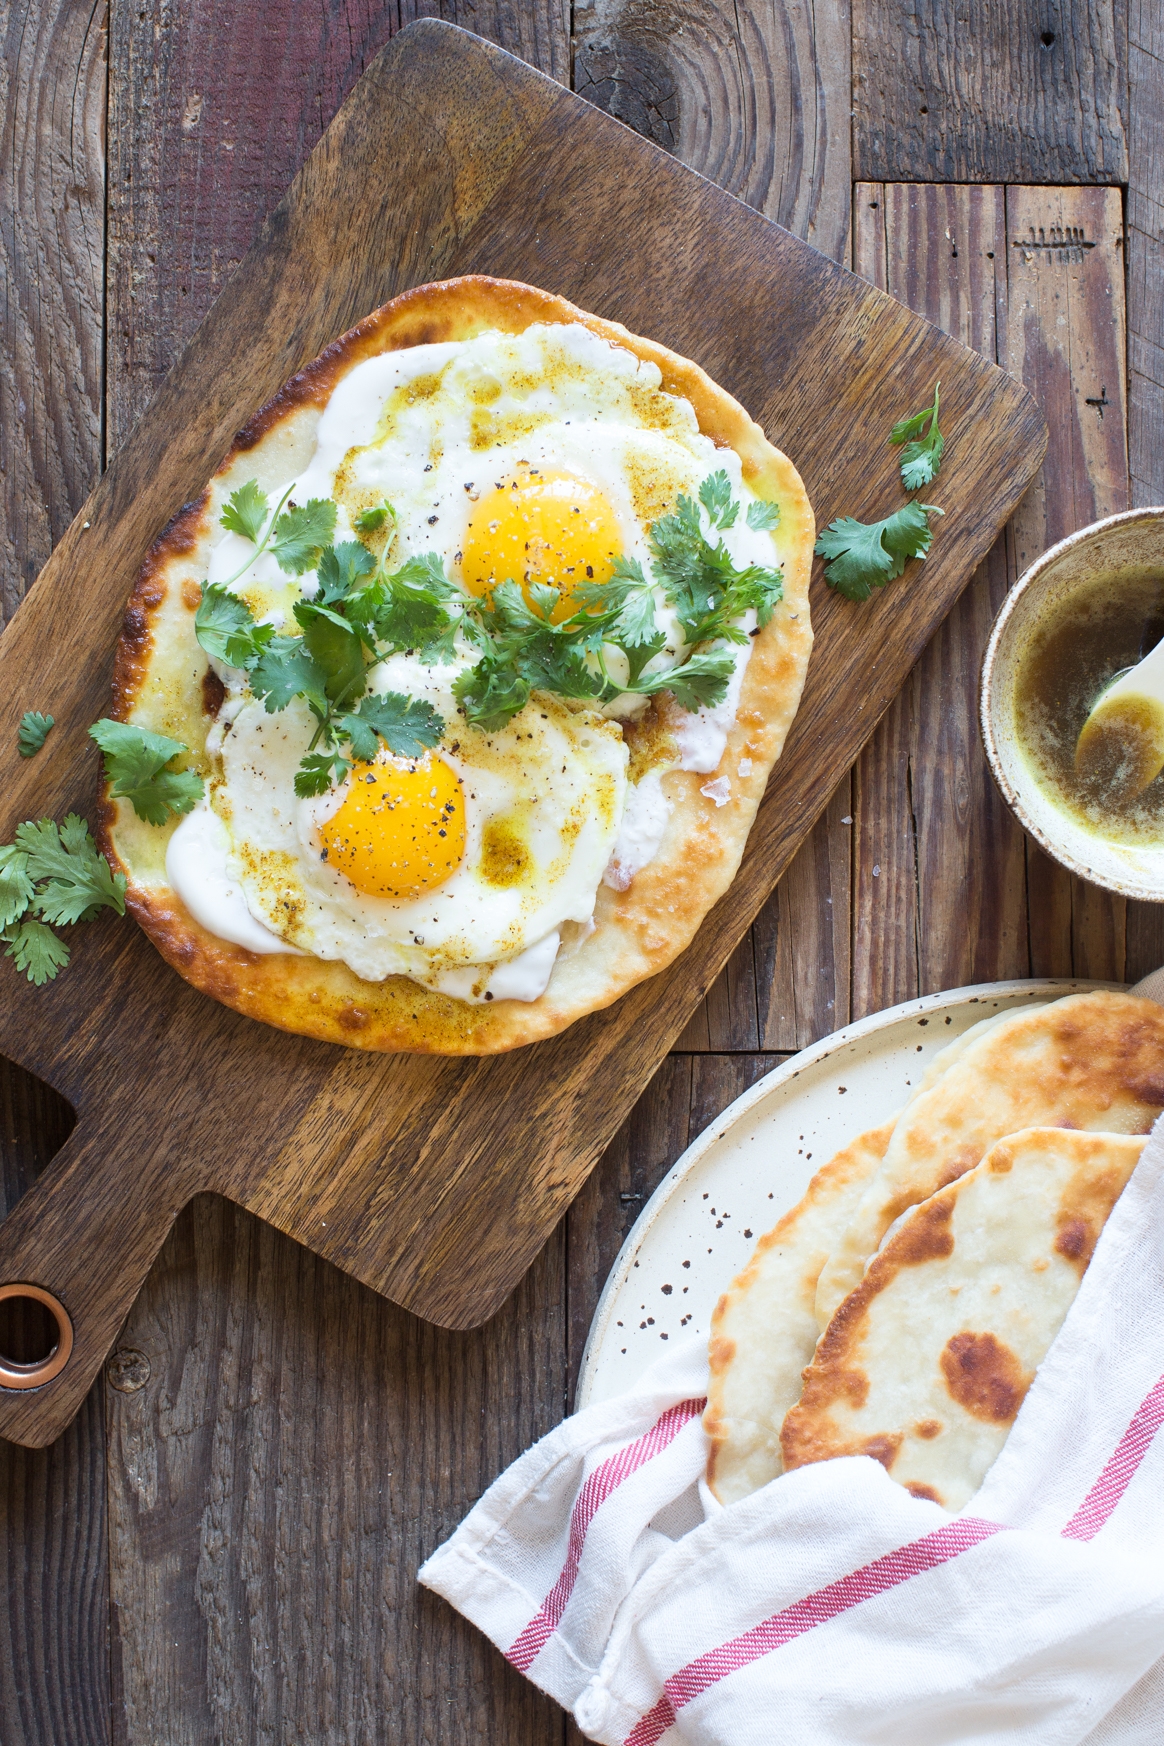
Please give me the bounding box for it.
[460,466,622,621]
[318,753,465,901]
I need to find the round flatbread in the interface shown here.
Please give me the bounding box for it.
[98,277,814,1054]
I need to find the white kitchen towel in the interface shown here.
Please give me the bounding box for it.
[420,1114,1164,1744]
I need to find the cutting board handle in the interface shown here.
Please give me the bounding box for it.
[0,1125,193,1447]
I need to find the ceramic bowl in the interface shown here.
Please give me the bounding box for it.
[980,506,1164,903]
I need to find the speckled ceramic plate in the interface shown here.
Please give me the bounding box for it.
[577,979,1114,1409]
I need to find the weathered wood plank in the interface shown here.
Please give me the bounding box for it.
[105,0,569,448]
[1001,186,1128,983]
[573,0,851,263]
[673,933,759,1050]
[655,0,852,1050]
[0,0,106,622]
[850,687,919,1018]
[0,3,109,1741]
[853,0,1127,185]
[1003,187,1128,558]
[1127,1,1164,512]
[755,777,852,1047]
[857,183,1031,996]
[850,183,1134,1006]
[0,1066,106,1746]
[108,1198,568,1746]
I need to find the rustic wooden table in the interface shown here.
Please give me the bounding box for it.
[0,2,1160,1740]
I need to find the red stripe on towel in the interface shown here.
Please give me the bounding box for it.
[620,1519,1003,1743]
[1062,1370,1164,1541]
[507,1397,706,1675]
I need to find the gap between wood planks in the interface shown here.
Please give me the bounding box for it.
[679,179,1164,1055]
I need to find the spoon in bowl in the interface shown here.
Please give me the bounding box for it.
[1075,633,1164,801]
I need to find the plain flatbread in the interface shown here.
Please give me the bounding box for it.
[702,1012,1043,1504]
[705,1120,895,1504]
[99,276,815,1054]
[782,1127,1146,1509]
[814,991,1164,1327]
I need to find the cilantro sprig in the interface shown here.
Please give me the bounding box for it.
[215,480,337,589]
[0,816,127,985]
[196,533,444,796]
[647,482,784,648]
[815,388,946,599]
[815,503,944,602]
[446,471,781,730]
[890,382,944,491]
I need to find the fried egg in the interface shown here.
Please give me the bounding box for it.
[170,654,626,999]
[172,322,786,1002]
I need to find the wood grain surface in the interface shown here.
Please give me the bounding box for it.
[0,3,111,1739]
[574,0,851,263]
[0,19,1042,1450]
[2,0,1160,1739]
[853,0,1127,185]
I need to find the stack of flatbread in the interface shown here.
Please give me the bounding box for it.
[704,990,1164,1511]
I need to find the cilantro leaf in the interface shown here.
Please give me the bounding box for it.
[249,637,330,714]
[0,847,33,929]
[890,382,944,490]
[370,571,457,656]
[15,815,127,924]
[293,602,368,708]
[635,650,736,712]
[598,562,666,685]
[270,499,337,575]
[17,711,54,757]
[476,584,605,708]
[815,502,944,601]
[89,720,205,825]
[454,658,533,732]
[316,540,376,605]
[336,692,445,763]
[355,502,394,534]
[899,440,945,494]
[220,479,269,543]
[390,553,462,601]
[0,817,127,987]
[699,471,739,530]
[746,499,781,531]
[3,918,70,986]
[294,750,350,799]
[195,583,274,668]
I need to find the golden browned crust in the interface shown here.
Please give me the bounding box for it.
[99,276,814,1053]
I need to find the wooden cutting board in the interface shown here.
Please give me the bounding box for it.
[0,19,1045,1447]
